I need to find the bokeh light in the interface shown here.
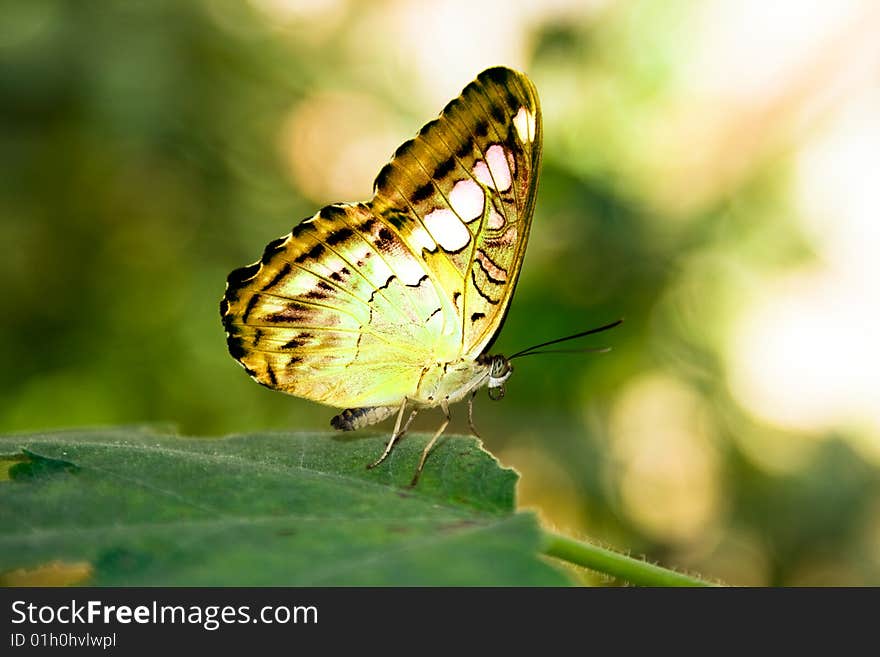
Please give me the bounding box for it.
[607,373,721,544]
[279,91,403,202]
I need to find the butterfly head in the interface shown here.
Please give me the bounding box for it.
[487,355,513,401]
[485,320,625,402]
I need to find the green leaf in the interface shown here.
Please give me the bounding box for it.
[0,428,570,586]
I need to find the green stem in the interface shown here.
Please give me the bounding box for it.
[541,530,721,587]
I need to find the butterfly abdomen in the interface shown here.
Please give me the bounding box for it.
[331,406,396,431]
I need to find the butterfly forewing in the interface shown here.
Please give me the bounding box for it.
[371,67,542,357]
[222,67,542,409]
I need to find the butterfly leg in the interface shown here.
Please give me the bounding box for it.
[367,398,419,470]
[410,400,451,487]
[467,391,481,439]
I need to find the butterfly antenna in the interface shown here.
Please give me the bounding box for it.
[509,346,613,358]
[508,319,624,360]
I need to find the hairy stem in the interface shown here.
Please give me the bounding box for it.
[541,530,720,587]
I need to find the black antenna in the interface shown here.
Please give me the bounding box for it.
[508,346,613,359]
[508,319,624,360]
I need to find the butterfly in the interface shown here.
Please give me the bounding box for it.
[221,66,542,485]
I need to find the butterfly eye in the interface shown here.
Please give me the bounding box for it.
[487,356,512,400]
[490,356,512,379]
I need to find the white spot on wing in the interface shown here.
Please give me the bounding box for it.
[473,160,492,188]
[485,145,511,191]
[514,107,534,143]
[367,250,394,282]
[424,209,471,251]
[394,254,428,285]
[488,209,505,229]
[449,179,484,222]
[410,225,437,252]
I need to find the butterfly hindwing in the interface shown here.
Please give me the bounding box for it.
[222,67,542,409]
[222,203,449,407]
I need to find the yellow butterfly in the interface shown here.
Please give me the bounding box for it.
[222,67,542,484]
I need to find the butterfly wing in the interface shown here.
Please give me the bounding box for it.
[371,66,542,358]
[221,67,542,408]
[221,202,450,408]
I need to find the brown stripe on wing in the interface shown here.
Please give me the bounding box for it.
[220,204,436,396]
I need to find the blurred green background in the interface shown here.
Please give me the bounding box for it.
[3,0,879,585]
